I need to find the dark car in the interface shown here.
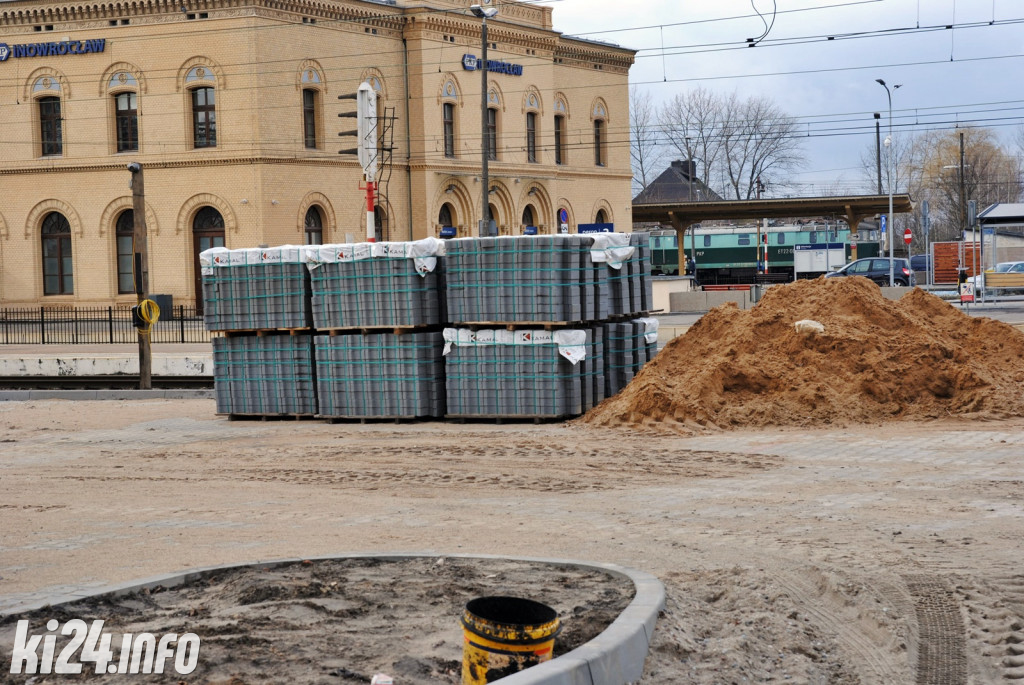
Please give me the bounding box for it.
[910,254,931,272]
[825,257,916,287]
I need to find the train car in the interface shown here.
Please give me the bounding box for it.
[650,224,881,285]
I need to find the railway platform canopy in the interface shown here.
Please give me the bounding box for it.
[632,194,914,235]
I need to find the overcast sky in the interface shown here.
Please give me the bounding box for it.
[547,0,1024,197]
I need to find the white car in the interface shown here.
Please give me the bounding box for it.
[970,261,1024,288]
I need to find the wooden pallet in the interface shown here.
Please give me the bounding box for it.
[221,412,317,421]
[318,415,432,424]
[318,324,440,336]
[212,327,313,338]
[444,414,574,424]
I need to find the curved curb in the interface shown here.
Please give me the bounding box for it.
[1,553,664,685]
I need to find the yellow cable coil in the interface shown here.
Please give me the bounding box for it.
[137,298,161,335]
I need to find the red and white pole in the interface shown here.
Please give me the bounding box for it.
[365,180,376,243]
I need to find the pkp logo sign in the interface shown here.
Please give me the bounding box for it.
[0,44,10,62]
[462,54,478,71]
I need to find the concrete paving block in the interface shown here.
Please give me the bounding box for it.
[705,290,749,310]
[668,291,706,312]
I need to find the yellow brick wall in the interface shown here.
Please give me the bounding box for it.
[0,0,633,306]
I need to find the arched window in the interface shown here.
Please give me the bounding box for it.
[303,89,318,149]
[522,205,535,228]
[116,210,135,294]
[553,96,568,166]
[443,102,456,158]
[594,119,606,166]
[114,92,139,152]
[526,112,537,163]
[305,206,324,245]
[595,209,608,224]
[39,96,63,157]
[191,87,216,148]
[439,203,455,227]
[41,212,73,295]
[486,107,498,161]
[374,205,387,242]
[192,207,225,313]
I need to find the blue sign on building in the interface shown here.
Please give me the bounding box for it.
[524,226,538,235]
[461,54,523,76]
[577,223,614,234]
[0,38,106,62]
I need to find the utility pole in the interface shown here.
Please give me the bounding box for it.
[959,131,967,239]
[128,162,151,390]
[874,113,882,195]
[471,4,498,237]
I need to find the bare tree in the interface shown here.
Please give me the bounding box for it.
[658,86,721,194]
[629,87,664,195]
[658,88,804,200]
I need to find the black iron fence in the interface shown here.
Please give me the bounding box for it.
[0,306,212,344]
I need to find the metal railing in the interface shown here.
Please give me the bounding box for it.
[0,306,212,344]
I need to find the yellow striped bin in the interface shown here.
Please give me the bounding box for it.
[461,596,560,684]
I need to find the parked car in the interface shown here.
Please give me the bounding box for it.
[825,257,916,287]
[910,254,931,272]
[970,261,1024,288]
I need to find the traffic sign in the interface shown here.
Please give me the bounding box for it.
[903,228,912,245]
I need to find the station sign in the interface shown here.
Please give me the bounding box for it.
[0,38,106,62]
[578,223,614,234]
[462,54,523,76]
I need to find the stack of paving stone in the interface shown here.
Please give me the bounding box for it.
[315,331,446,419]
[305,238,446,419]
[212,334,317,415]
[442,328,601,419]
[200,246,311,331]
[602,317,659,398]
[442,233,653,419]
[304,239,444,329]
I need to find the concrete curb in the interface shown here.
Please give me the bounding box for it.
[0,389,214,401]
[0,553,665,685]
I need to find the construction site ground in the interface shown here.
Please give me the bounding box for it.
[1,399,1022,683]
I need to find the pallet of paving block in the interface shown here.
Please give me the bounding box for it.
[318,324,441,337]
[444,413,577,424]
[213,327,314,338]
[318,414,431,424]
[221,412,319,421]
[601,311,654,322]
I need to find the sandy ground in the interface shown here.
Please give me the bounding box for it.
[1,399,1023,683]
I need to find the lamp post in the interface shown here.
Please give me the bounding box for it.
[471,4,498,237]
[876,79,901,287]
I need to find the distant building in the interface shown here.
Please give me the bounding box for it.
[632,160,722,206]
[0,0,634,308]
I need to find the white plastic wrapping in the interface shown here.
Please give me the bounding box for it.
[636,317,660,344]
[588,233,635,269]
[442,327,588,364]
[303,237,443,276]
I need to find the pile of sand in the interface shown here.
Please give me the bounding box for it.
[584,277,1024,430]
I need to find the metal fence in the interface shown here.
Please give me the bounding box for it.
[0,306,212,344]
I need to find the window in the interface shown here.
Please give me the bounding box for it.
[192,207,225,314]
[115,92,138,152]
[486,108,497,161]
[777,233,786,245]
[594,119,605,166]
[443,102,455,158]
[554,114,566,165]
[808,231,818,244]
[116,210,135,294]
[302,88,317,149]
[596,209,607,224]
[305,206,323,245]
[191,87,216,148]
[39,96,62,156]
[522,205,535,228]
[439,203,454,228]
[41,212,72,295]
[703,235,711,247]
[526,112,537,163]
[738,236,751,246]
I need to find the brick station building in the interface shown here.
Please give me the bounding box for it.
[0,0,634,309]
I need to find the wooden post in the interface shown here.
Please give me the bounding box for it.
[129,162,152,390]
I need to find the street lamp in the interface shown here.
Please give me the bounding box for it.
[471,4,498,237]
[876,78,901,286]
